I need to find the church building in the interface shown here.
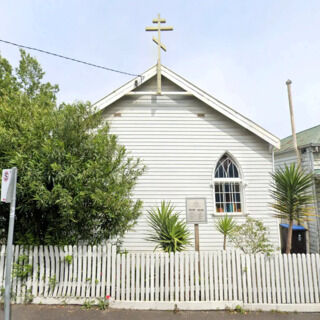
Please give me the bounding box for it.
[93,15,280,251]
[93,64,280,251]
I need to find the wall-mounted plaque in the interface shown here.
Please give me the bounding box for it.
[186,198,207,224]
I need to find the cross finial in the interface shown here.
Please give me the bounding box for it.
[146,14,173,94]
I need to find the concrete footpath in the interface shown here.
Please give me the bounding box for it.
[0,305,320,320]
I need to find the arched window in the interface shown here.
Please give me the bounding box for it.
[214,154,242,214]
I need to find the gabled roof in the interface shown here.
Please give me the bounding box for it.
[277,124,320,154]
[93,64,280,148]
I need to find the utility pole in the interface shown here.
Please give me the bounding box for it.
[1,167,18,320]
[286,79,301,167]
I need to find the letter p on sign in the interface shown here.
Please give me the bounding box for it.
[1,169,14,203]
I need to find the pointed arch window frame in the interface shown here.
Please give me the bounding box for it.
[213,153,245,215]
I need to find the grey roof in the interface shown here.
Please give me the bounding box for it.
[277,124,320,153]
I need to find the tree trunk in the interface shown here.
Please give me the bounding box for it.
[223,234,227,250]
[286,219,294,254]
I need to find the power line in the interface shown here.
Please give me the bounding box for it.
[0,39,141,78]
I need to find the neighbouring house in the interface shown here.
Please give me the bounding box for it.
[94,65,281,251]
[275,125,320,253]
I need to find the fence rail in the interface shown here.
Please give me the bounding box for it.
[0,245,320,306]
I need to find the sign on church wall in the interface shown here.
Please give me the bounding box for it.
[186,198,207,224]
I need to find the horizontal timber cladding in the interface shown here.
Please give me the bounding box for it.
[1,245,320,307]
[102,94,279,251]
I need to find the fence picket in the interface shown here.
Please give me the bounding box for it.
[155,253,159,301]
[116,253,121,300]
[180,253,185,301]
[274,254,281,303]
[218,251,223,301]
[141,253,145,301]
[145,254,150,301]
[81,246,87,297]
[246,254,252,304]
[302,254,309,303]
[165,253,169,301]
[101,245,106,297]
[283,254,290,303]
[241,254,247,303]
[76,246,82,297]
[236,251,241,302]
[106,244,111,296]
[292,254,300,303]
[311,254,319,303]
[209,252,214,301]
[43,246,50,299]
[306,254,314,303]
[297,254,305,303]
[96,245,101,297]
[31,247,39,298]
[189,252,194,301]
[0,246,5,289]
[91,246,97,298]
[204,252,209,301]
[121,254,126,300]
[250,254,257,303]
[195,252,199,301]
[151,253,155,301]
[159,253,164,301]
[126,253,131,300]
[136,253,140,301]
[270,255,276,304]
[222,251,227,301]
[288,253,295,304]
[256,254,262,303]
[185,253,189,301]
[174,253,179,301]
[52,246,59,297]
[213,251,218,301]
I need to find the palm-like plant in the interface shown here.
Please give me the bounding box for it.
[271,163,314,254]
[146,201,192,253]
[215,216,237,250]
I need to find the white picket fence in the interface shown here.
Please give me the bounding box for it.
[1,245,320,310]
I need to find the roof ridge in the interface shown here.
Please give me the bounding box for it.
[281,124,320,141]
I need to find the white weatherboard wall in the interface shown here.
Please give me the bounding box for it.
[102,76,280,252]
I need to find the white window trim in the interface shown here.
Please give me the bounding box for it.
[212,153,247,216]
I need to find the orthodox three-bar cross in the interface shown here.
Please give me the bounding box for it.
[146,14,173,94]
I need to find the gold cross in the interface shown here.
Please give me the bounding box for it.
[146,14,173,94]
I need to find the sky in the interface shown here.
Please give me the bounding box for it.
[1,1,320,139]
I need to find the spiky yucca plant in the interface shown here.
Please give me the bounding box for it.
[215,216,237,250]
[271,163,314,254]
[146,201,192,253]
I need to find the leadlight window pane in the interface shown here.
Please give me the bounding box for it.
[214,182,242,213]
[214,154,242,213]
[214,155,239,178]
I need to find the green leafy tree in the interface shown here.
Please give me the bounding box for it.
[271,163,313,253]
[0,50,144,245]
[146,201,191,253]
[215,216,237,250]
[229,217,274,254]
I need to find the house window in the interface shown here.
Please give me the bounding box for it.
[214,154,242,213]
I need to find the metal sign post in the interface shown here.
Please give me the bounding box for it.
[1,167,17,320]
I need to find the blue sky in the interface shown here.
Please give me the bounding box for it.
[1,1,320,138]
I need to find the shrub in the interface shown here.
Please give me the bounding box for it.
[229,217,274,254]
[146,201,191,253]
